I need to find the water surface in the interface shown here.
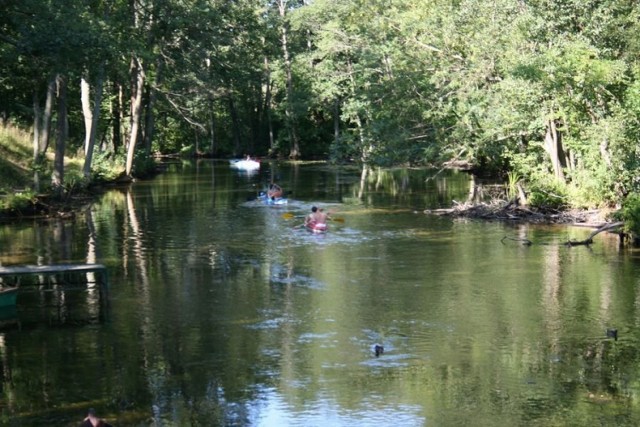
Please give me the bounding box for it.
[0,160,638,426]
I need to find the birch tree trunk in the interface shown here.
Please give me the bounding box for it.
[263,56,275,154]
[277,0,300,159]
[81,77,92,155]
[543,118,567,181]
[125,57,145,177]
[82,64,105,178]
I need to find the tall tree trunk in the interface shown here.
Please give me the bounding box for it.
[125,57,145,177]
[263,56,275,155]
[358,165,368,199]
[53,74,67,191]
[228,96,241,156]
[32,91,41,158]
[250,90,260,155]
[543,118,567,181]
[32,90,42,190]
[333,97,340,147]
[143,59,162,157]
[277,0,300,159]
[111,81,122,152]
[81,77,92,155]
[82,64,105,178]
[41,75,56,154]
[209,98,216,155]
[347,58,369,163]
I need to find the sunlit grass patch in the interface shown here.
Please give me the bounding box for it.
[0,125,33,190]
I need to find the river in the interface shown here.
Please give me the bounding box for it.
[0,160,638,426]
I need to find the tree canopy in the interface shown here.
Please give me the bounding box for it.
[1,0,640,207]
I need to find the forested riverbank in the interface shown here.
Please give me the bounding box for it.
[2,1,640,239]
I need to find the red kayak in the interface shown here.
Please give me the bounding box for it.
[305,222,328,234]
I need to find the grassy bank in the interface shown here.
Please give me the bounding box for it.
[0,123,163,218]
[0,124,87,216]
[0,124,88,189]
[0,125,36,190]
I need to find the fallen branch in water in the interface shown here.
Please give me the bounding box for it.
[501,236,533,246]
[564,221,624,246]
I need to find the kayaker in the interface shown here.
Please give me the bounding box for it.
[267,183,283,199]
[305,206,328,227]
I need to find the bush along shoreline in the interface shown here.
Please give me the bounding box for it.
[424,186,640,247]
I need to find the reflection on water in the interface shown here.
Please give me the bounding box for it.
[0,161,639,425]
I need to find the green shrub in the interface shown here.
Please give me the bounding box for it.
[179,144,194,157]
[619,194,640,238]
[527,181,569,210]
[0,191,36,213]
[132,152,158,178]
[91,151,124,183]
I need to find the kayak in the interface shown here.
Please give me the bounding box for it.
[230,159,260,171]
[258,193,288,205]
[305,222,328,234]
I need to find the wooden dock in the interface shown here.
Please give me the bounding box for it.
[0,263,110,324]
[0,263,109,285]
[0,263,109,297]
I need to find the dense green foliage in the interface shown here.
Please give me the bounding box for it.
[1,0,639,206]
[619,193,640,241]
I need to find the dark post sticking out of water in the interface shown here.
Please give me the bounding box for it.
[374,344,384,357]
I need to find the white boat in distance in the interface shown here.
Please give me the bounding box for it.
[229,158,260,171]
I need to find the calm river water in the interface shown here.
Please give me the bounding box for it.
[1,160,639,426]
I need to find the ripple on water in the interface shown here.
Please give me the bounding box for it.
[269,272,325,289]
[274,226,378,248]
[296,332,340,352]
[246,317,290,330]
[350,328,431,369]
[248,389,426,427]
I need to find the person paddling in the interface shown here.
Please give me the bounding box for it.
[267,183,283,199]
[304,206,328,232]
